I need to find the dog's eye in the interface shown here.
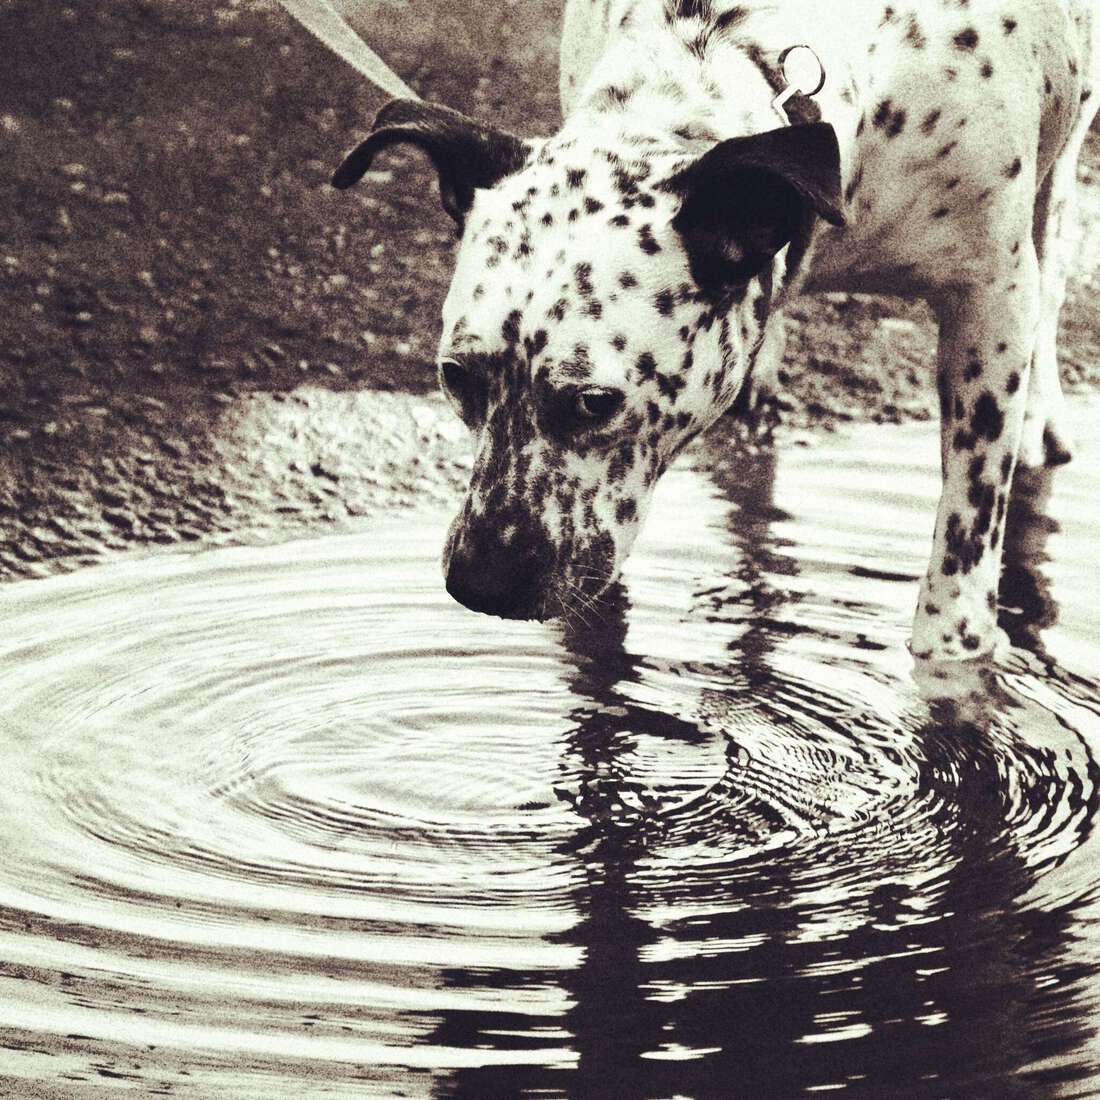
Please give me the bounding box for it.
[438,357,486,423]
[574,387,625,424]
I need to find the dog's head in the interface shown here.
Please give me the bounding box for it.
[334,100,842,621]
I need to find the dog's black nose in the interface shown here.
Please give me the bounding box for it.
[445,553,545,619]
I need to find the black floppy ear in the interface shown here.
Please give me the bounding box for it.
[332,99,531,230]
[666,123,845,295]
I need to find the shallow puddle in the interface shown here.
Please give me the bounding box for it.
[3,401,1100,1097]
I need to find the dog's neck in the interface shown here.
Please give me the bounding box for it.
[562,15,813,152]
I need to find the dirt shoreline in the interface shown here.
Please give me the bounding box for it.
[2,0,1098,580]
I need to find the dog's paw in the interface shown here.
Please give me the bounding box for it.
[911,582,1007,663]
[1018,410,1075,469]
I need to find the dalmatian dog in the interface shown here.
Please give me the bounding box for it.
[332,0,1098,661]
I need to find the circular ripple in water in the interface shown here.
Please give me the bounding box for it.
[1,442,1100,1096]
[0,525,594,1092]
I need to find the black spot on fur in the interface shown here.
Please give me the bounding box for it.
[1002,16,1017,34]
[673,0,712,19]
[656,372,686,401]
[905,15,926,48]
[528,329,548,357]
[616,498,638,524]
[936,371,951,419]
[715,6,748,33]
[1004,157,1022,179]
[609,213,630,228]
[566,167,587,189]
[619,271,639,289]
[638,224,661,255]
[980,60,994,79]
[844,164,864,203]
[945,511,985,574]
[971,391,1004,441]
[1006,371,1020,394]
[501,310,521,346]
[873,99,907,137]
[920,108,942,135]
[602,83,635,106]
[574,262,594,298]
[636,352,658,382]
[932,206,950,219]
[953,28,979,50]
[655,289,675,316]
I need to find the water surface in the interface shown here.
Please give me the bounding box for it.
[2,403,1100,1098]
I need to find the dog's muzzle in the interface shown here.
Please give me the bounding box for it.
[444,550,549,619]
[443,517,555,620]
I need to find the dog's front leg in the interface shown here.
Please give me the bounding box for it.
[912,263,1041,661]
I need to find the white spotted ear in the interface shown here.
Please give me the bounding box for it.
[332,99,531,230]
[666,122,845,294]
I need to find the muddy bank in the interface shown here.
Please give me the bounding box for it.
[1,0,1098,579]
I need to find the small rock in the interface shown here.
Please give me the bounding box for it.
[161,438,190,458]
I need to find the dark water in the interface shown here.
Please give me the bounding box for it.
[2,402,1100,1098]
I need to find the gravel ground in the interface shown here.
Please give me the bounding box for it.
[1,0,1098,579]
